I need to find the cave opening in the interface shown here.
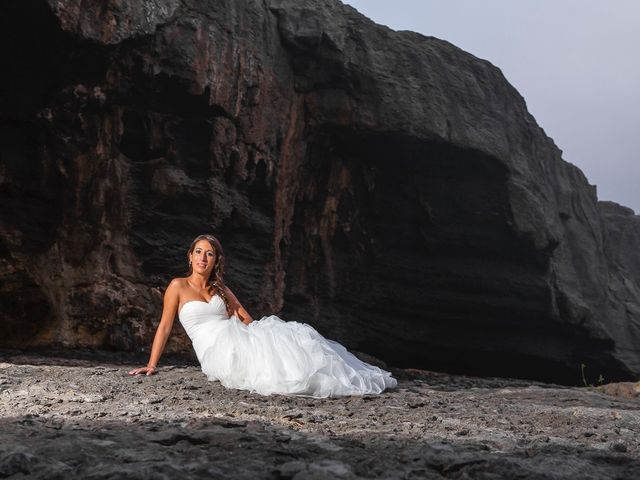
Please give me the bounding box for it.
[284,127,630,385]
[0,1,70,121]
[0,1,71,253]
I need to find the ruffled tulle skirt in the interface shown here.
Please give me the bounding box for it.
[199,315,397,398]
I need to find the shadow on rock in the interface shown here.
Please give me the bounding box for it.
[1,414,640,479]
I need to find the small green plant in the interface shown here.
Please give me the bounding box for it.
[580,363,605,387]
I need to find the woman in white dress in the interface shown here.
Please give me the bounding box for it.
[129,234,397,398]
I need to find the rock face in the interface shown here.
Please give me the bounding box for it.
[1,0,639,383]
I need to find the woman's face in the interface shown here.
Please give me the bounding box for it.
[190,239,216,276]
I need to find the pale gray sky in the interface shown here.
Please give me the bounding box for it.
[341,0,640,213]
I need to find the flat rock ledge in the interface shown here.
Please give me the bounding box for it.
[1,351,639,479]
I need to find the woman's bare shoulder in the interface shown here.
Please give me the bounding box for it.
[166,277,189,293]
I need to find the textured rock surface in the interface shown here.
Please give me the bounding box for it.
[1,0,640,383]
[1,351,640,479]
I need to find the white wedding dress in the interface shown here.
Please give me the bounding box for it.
[178,294,397,398]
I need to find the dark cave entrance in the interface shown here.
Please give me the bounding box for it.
[0,0,112,251]
[0,0,75,346]
[285,128,629,385]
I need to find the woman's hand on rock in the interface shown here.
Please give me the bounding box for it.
[128,366,157,376]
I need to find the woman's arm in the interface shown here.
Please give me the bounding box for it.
[128,279,180,376]
[225,286,254,325]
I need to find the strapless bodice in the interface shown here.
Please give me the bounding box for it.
[179,294,228,321]
[178,295,231,362]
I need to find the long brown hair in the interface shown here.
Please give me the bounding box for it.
[186,234,231,315]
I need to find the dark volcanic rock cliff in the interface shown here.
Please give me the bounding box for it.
[1,0,639,384]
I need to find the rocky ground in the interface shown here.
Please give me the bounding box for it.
[1,350,639,479]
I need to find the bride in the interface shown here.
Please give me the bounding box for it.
[129,234,397,398]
